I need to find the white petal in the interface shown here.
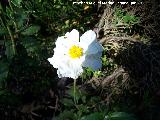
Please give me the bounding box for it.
[55,36,66,47]
[58,60,83,79]
[80,30,96,46]
[85,41,103,55]
[47,55,63,68]
[82,55,102,71]
[48,43,68,68]
[65,29,79,42]
[49,54,84,79]
[86,52,102,59]
[48,57,55,66]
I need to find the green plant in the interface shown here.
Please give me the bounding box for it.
[113,8,139,27]
[0,0,93,88]
[105,112,137,120]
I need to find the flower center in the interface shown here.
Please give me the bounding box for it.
[69,45,83,59]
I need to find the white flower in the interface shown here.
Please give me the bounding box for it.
[48,29,103,79]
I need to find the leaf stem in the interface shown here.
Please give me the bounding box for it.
[6,26,16,55]
[9,0,18,32]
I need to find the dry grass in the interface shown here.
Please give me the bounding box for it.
[89,0,160,107]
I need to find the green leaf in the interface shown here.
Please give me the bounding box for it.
[57,110,76,120]
[21,25,40,35]
[14,10,28,29]
[5,7,12,19]
[0,27,8,36]
[0,90,21,105]
[11,0,22,7]
[0,89,10,96]
[93,70,104,78]
[80,112,104,120]
[5,40,15,61]
[68,85,82,102]
[0,40,4,45]
[0,3,2,10]
[62,98,74,107]
[106,112,137,120]
[21,37,40,55]
[77,104,89,114]
[0,60,9,88]
[123,15,139,24]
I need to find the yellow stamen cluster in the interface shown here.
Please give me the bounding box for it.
[69,45,83,59]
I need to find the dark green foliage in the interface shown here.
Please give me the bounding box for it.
[80,112,104,120]
[0,0,95,90]
[107,112,136,120]
[21,25,40,35]
[0,0,100,118]
[5,40,15,60]
[0,59,9,88]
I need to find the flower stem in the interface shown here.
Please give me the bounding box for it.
[6,26,16,55]
[73,79,77,104]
